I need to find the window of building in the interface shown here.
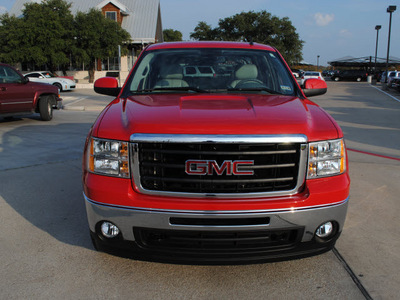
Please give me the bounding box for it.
[105,11,117,21]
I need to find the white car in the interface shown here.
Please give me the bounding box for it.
[300,71,324,86]
[24,71,76,91]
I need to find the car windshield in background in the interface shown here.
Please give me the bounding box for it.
[126,48,296,96]
[305,72,320,76]
[43,72,57,78]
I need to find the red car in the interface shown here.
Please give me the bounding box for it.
[0,63,62,121]
[83,42,349,264]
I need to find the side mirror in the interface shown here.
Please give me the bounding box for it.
[94,77,121,97]
[302,79,327,97]
[23,76,29,84]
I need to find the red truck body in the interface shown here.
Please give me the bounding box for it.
[83,42,349,264]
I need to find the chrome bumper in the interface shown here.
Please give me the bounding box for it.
[84,193,348,243]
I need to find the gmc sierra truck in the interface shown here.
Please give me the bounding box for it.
[83,42,350,264]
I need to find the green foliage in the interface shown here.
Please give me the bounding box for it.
[74,9,130,72]
[0,0,130,79]
[163,29,183,42]
[190,22,220,41]
[190,11,304,64]
[0,0,75,70]
[0,14,25,64]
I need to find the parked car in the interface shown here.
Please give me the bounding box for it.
[291,69,303,78]
[0,63,62,121]
[390,77,400,91]
[331,70,368,82]
[24,71,76,92]
[83,41,350,264]
[183,65,216,77]
[300,71,324,86]
[384,71,400,87]
[322,70,335,77]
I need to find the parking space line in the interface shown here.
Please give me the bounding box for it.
[333,248,373,300]
[369,85,400,103]
[348,148,400,161]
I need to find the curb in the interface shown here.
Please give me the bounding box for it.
[75,83,94,89]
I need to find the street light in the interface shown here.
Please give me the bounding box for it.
[317,55,320,70]
[385,5,396,83]
[374,25,381,74]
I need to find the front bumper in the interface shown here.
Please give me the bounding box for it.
[85,194,348,264]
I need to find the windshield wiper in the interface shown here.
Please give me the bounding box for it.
[135,87,209,93]
[227,87,280,95]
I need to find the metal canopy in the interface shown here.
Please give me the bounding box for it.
[328,56,400,68]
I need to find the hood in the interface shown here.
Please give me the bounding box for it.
[95,93,340,142]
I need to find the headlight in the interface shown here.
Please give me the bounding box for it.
[308,139,346,178]
[87,137,130,178]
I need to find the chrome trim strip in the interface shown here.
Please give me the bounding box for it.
[130,133,308,144]
[131,134,308,199]
[2,101,32,105]
[84,192,349,215]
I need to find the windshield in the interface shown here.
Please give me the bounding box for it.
[125,48,296,96]
[43,72,57,78]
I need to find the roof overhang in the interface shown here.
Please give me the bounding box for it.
[96,0,130,15]
[328,56,400,68]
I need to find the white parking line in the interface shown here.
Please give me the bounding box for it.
[63,96,88,105]
[370,85,400,103]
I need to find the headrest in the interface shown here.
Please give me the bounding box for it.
[235,64,258,80]
[160,65,183,79]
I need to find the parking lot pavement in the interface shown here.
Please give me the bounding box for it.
[61,89,114,111]
[0,82,399,299]
[0,109,365,300]
[312,81,400,299]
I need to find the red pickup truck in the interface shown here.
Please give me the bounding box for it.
[83,42,350,264]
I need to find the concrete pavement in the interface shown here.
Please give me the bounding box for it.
[1,81,399,299]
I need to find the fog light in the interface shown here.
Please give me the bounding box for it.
[316,221,333,238]
[100,222,120,238]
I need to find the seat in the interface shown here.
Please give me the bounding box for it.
[154,65,188,88]
[229,64,263,88]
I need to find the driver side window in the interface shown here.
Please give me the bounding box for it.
[0,66,23,84]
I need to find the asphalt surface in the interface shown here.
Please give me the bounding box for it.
[0,82,399,299]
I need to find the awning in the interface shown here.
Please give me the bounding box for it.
[328,56,400,68]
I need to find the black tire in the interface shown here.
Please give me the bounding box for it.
[334,77,340,81]
[356,77,362,82]
[39,95,53,121]
[53,82,62,92]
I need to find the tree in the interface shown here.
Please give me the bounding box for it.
[0,14,26,64]
[163,29,182,42]
[74,9,131,83]
[0,0,75,72]
[190,21,220,41]
[190,11,304,65]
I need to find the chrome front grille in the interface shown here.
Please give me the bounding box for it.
[131,134,307,198]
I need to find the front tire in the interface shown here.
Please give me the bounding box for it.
[334,77,340,81]
[53,82,62,92]
[39,96,53,121]
[356,77,362,82]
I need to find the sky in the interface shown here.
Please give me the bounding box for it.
[1,0,399,66]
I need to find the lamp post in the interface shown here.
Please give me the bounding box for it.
[374,25,381,74]
[385,5,396,83]
[317,55,320,70]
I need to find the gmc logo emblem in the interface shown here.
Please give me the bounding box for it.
[185,160,254,176]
